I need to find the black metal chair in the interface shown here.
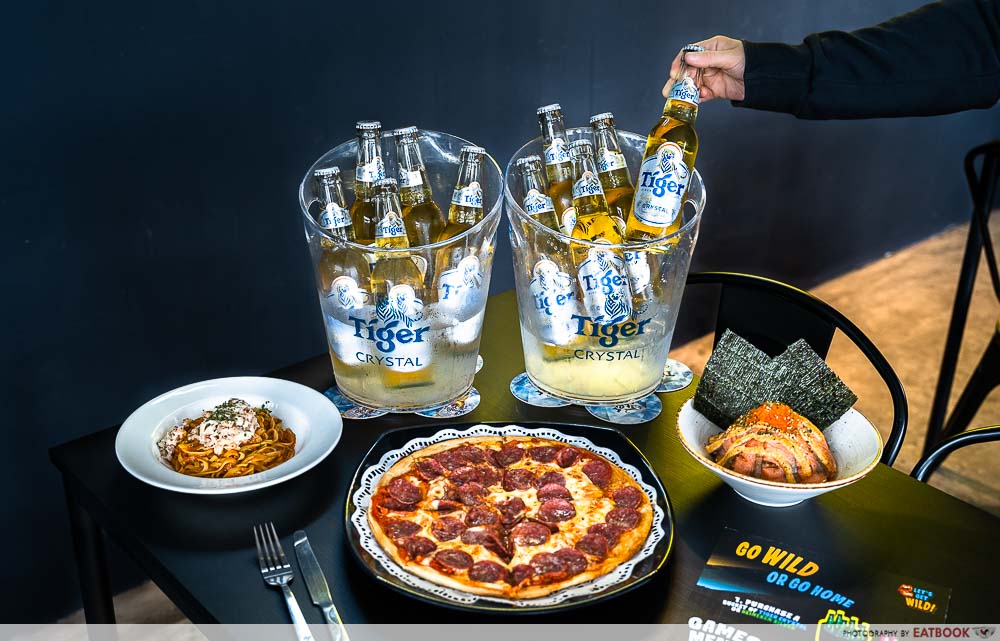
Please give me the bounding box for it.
[685,271,907,465]
[911,425,1000,482]
[925,140,1000,456]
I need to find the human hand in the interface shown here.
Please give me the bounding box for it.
[664,35,746,102]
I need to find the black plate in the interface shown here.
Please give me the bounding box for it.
[343,421,675,614]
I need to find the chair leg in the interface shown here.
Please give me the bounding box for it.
[938,324,1000,442]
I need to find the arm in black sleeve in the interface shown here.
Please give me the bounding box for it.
[734,0,1000,119]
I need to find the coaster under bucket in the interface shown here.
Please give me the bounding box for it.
[324,384,482,420]
[657,358,693,393]
[509,372,662,424]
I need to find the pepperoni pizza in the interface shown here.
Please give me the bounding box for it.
[367,436,654,599]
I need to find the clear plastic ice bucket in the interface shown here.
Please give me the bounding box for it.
[300,130,502,412]
[505,127,705,405]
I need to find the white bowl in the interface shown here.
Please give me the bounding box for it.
[675,399,882,507]
[116,376,342,494]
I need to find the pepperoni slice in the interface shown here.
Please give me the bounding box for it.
[537,471,566,486]
[433,449,466,470]
[612,486,644,508]
[379,497,416,512]
[502,468,535,491]
[537,498,576,522]
[476,465,502,488]
[555,447,580,468]
[588,523,622,547]
[495,443,524,466]
[482,448,501,468]
[510,521,550,546]
[414,458,445,480]
[530,552,567,581]
[495,497,525,525]
[555,548,588,575]
[528,446,559,463]
[606,507,641,530]
[465,505,499,526]
[582,459,612,487]
[434,548,473,570]
[455,445,486,464]
[382,519,421,540]
[461,526,510,561]
[457,482,487,505]
[537,483,572,501]
[430,516,465,541]
[387,477,423,504]
[449,466,482,486]
[397,536,436,559]
[429,499,462,513]
[508,564,534,586]
[468,560,508,583]
[575,533,609,559]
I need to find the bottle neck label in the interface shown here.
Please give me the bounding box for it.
[561,207,577,235]
[544,137,571,166]
[576,244,633,325]
[356,157,385,184]
[633,142,689,227]
[375,211,407,239]
[572,170,604,199]
[523,188,555,215]
[451,181,483,209]
[597,149,628,174]
[319,203,352,230]
[669,75,700,106]
[398,168,424,188]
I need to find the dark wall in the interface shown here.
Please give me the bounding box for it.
[4,0,998,621]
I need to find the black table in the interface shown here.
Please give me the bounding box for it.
[51,290,1000,624]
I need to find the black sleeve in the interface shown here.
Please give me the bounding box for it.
[734,0,1000,119]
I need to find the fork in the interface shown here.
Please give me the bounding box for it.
[254,522,314,641]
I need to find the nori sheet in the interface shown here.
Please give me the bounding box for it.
[693,330,858,429]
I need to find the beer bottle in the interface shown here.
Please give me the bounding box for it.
[590,112,635,227]
[314,167,371,296]
[350,120,385,246]
[371,178,431,388]
[626,45,702,241]
[569,139,634,324]
[436,145,485,243]
[392,126,446,247]
[536,104,575,227]
[515,155,561,232]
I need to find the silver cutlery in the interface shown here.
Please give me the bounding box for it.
[253,522,314,641]
[294,530,349,641]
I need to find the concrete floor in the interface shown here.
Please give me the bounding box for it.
[60,221,1000,624]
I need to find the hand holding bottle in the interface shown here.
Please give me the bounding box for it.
[664,36,746,102]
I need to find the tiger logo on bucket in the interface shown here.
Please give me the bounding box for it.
[376,285,424,328]
[577,246,633,324]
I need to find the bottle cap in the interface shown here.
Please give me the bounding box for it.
[536,103,562,116]
[589,112,615,124]
[392,126,419,137]
[375,177,398,188]
[461,145,486,156]
[683,44,706,53]
[313,166,341,178]
[515,154,542,166]
[356,120,381,131]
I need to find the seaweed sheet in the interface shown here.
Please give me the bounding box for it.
[693,330,858,429]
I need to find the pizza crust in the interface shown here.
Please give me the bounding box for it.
[367,435,654,600]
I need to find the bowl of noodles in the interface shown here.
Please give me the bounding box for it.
[116,377,343,494]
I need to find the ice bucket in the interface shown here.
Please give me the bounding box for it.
[505,127,705,405]
[300,130,502,412]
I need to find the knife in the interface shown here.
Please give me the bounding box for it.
[294,530,348,641]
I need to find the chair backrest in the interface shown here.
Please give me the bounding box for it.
[911,425,1000,483]
[685,271,907,466]
[965,140,1000,303]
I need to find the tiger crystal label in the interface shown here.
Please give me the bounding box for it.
[528,257,580,345]
[437,254,485,319]
[633,141,689,227]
